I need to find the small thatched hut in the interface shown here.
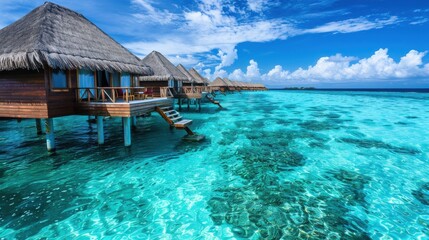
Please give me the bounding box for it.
[139,51,188,97]
[188,68,207,87]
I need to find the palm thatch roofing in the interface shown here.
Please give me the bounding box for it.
[210,77,227,87]
[139,51,187,81]
[0,2,150,74]
[188,68,206,85]
[176,64,194,84]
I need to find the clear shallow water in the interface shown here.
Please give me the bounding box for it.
[0,90,428,239]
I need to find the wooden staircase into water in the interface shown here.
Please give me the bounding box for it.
[206,94,223,108]
[155,106,199,138]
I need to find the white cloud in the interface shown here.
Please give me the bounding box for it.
[214,46,238,72]
[168,54,200,66]
[125,0,293,70]
[305,16,400,34]
[125,2,405,79]
[410,17,429,25]
[247,0,265,12]
[223,49,429,86]
[228,59,261,81]
[131,0,178,25]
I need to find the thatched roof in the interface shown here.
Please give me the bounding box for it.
[139,51,187,81]
[222,78,236,87]
[210,77,227,87]
[176,64,194,84]
[0,2,150,74]
[203,77,210,85]
[188,68,206,85]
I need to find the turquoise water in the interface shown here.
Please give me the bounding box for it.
[1,90,429,239]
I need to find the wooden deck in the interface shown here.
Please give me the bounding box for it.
[76,98,173,117]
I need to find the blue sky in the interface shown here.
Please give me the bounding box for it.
[1,0,429,88]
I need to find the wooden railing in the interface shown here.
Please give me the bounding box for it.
[160,87,174,98]
[181,86,210,94]
[76,87,150,103]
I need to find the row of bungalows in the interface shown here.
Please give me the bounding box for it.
[209,77,267,92]
[138,51,211,111]
[0,2,200,151]
[0,2,265,151]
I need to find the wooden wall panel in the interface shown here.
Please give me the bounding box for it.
[0,70,49,118]
[0,102,49,118]
[0,70,46,103]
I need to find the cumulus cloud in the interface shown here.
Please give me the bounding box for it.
[118,0,416,81]
[214,46,238,73]
[227,59,261,81]
[125,0,293,74]
[225,49,429,85]
[124,1,407,78]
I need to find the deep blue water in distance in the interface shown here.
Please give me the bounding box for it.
[0,90,429,239]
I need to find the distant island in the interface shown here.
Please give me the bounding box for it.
[283,87,316,90]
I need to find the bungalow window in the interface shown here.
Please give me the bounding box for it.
[52,69,68,89]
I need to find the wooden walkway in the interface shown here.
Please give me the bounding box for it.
[76,98,173,117]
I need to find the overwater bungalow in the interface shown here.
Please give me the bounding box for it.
[210,77,228,93]
[0,2,174,151]
[188,68,208,87]
[175,64,205,110]
[222,78,236,92]
[139,51,188,98]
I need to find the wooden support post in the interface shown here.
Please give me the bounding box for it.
[184,126,195,135]
[36,119,42,135]
[97,116,104,145]
[123,117,131,147]
[45,118,56,152]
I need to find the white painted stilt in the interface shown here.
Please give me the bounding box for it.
[123,117,131,147]
[36,119,42,135]
[45,118,56,152]
[97,116,104,145]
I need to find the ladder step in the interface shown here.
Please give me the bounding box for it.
[174,119,192,128]
[160,106,173,111]
[164,110,175,114]
[170,116,183,122]
[166,112,179,118]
